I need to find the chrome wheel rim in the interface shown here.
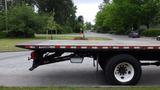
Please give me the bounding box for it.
[114,62,135,83]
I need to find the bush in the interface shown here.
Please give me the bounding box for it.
[62,26,73,34]
[0,32,6,38]
[142,29,160,37]
[7,4,45,38]
[7,30,35,38]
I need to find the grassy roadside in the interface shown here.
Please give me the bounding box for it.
[0,35,110,52]
[0,87,160,90]
[0,39,34,52]
[35,34,110,40]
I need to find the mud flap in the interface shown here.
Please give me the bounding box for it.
[29,51,45,71]
[29,57,43,71]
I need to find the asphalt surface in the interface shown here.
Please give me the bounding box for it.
[0,32,160,87]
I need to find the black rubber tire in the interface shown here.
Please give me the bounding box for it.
[99,59,105,71]
[105,54,142,85]
[99,55,109,71]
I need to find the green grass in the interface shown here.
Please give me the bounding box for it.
[0,87,160,90]
[0,35,111,52]
[35,34,110,40]
[0,38,34,52]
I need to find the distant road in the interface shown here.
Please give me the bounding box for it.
[58,31,157,42]
[85,31,156,41]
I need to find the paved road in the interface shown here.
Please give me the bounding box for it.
[0,33,160,87]
[60,31,156,41]
[85,32,156,41]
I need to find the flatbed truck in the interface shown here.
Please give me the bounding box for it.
[16,40,160,85]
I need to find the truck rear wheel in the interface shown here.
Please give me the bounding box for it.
[105,54,141,85]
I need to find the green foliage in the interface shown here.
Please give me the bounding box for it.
[46,17,56,30]
[96,3,128,33]
[73,20,82,33]
[10,0,78,34]
[0,12,5,31]
[85,22,92,30]
[142,29,160,37]
[95,10,106,32]
[71,16,85,33]
[95,0,160,34]
[0,32,6,38]
[7,4,45,38]
[141,0,160,28]
[61,26,73,34]
[34,0,77,33]
[33,14,49,34]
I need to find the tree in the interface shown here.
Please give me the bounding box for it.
[95,0,160,34]
[0,12,5,31]
[77,15,84,32]
[46,16,56,32]
[45,16,58,39]
[33,0,77,33]
[7,4,46,37]
[85,22,92,30]
[77,15,85,38]
[141,0,160,28]
[46,16,62,34]
[0,12,6,38]
[95,10,106,32]
[96,3,127,33]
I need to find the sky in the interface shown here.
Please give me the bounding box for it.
[73,0,103,24]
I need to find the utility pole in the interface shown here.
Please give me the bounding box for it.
[5,0,8,32]
[0,0,3,11]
